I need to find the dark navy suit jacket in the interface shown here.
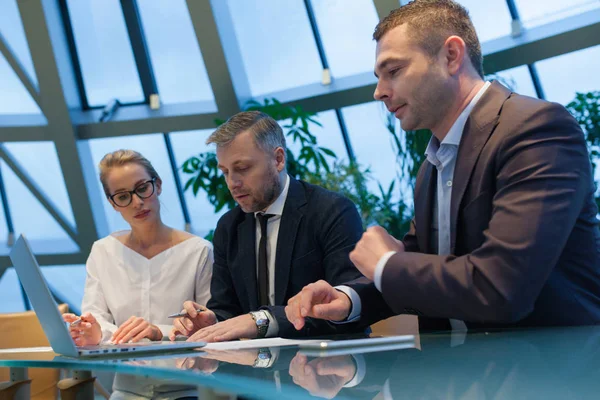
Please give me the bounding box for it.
[208,176,364,337]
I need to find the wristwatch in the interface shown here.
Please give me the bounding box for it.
[253,348,273,368]
[250,310,270,339]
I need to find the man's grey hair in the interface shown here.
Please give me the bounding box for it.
[206,110,287,154]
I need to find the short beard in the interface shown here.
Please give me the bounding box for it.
[245,167,282,213]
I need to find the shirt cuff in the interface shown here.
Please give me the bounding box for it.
[265,310,279,337]
[343,354,366,388]
[375,251,397,292]
[332,286,361,323]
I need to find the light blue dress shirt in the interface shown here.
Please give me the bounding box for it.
[424,80,491,257]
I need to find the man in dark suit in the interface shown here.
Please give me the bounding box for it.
[170,110,363,342]
[285,0,600,332]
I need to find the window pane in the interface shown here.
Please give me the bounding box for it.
[169,129,226,238]
[226,0,322,96]
[66,0,144,106]
[488,65,538,98]
[88,134,185,234]
[0,160,78,253]
[0,268,25,313]
[311,0,379,79]
[342,102,400,198]
[536,44,600,105]
[4,142,76,227]
[137,0,216,106]
[42,266,86,314]
[515,0,600,27]
[0,0,37,85]
[456,0,512,43]
[0,52,42,115]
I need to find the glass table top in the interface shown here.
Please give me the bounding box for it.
[1,325,599,399]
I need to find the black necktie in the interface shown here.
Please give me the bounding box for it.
[257,213,274,306]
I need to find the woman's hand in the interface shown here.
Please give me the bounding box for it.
[63,312,102,346]
[111,316,163,344]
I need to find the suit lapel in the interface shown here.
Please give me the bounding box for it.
[274,177,305,305]
[450,81,511,252]
[415,162,436,253]
[237,212,259,310]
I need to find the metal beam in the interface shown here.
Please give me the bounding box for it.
[17,0,107,254]
[483,8,600,74]
[0,253,87,278]
[0,31,42,111]
[187,0,242,117]
[57,0,89,109]
[72,102,220,138]
[0,126,52,142]
[0,144,78,243]
[4,8,598,146]
[255,72,377,114]
[208,0,252,107]
[0,164,15,244]
[0,114,50,142]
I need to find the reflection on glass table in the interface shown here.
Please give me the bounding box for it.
[2,326,600,399]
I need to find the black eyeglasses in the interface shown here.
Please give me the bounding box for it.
[109,178,157,207]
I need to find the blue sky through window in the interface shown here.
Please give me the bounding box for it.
[536,44,600,105]
[310,0,379,79]
[66,0,144,106]
[137,0,216,106]
[226,0,322,96]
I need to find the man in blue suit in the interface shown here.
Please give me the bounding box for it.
[170,111,364,342]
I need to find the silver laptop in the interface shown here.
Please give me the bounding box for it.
[9,234,205,358]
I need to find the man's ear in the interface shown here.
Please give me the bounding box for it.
[444,35,467,75]
[274,147,286,172]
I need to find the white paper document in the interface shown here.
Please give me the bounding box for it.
[203,337,324,351]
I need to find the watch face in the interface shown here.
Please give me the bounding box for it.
[253,311,269,326]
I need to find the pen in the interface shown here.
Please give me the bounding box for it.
[70,318,82,327]
[167,309,204,318]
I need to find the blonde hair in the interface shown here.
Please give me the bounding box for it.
[98,149,160,197]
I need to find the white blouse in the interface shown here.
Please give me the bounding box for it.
[81,232,213,341]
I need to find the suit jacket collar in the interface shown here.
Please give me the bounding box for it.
[274,175,306,304]
[450,81,512,252]
[415,81,512,254]
[415,163,437,253]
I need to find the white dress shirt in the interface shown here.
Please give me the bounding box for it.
[81,233,213,341]
[254,174,290,336]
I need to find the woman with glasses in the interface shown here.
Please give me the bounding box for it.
[63,149,213,345]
